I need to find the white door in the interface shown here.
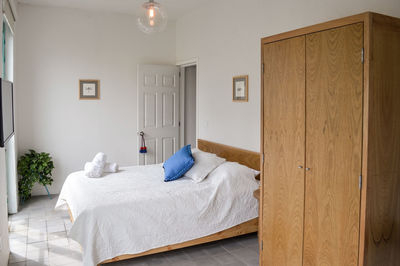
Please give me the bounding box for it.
[138,64,180,165]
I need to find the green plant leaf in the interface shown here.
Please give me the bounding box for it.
[18,149,55,201]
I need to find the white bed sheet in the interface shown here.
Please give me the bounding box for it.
[55,162,259,266]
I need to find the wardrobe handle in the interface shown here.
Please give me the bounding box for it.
[298,165,303,169]
[306,168,311,171]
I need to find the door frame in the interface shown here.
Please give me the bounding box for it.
[176,58,199,148]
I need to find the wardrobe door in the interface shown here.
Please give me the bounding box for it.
[262,36,305,266]
[304,23,363,266]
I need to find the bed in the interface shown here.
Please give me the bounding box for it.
[55,139,260,265]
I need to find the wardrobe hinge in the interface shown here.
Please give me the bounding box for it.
[179,71,181,78]
[359,175,362,190]
[361,48,364,64]
[262,154,264,164]
[261,240,263,251]
[262,63,264,73]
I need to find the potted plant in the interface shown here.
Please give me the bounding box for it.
[17,150,55,202]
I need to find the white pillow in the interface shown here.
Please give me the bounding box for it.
[207,161,260,183]
[185,149,226,183]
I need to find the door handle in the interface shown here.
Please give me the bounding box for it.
[298,165,303,169]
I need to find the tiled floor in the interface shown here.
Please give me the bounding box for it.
[8,195,259,266]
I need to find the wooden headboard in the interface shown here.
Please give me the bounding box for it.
[197,139,260,171]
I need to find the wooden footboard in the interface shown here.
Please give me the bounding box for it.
[68,206,74,223]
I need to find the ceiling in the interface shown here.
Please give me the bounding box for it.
[17,0,211,19]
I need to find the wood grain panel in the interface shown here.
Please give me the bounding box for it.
[358,13,372,266]
[262,13,369,44]
[304,23,363,266]
[262,36,306,266]
[363,14,400,266]
[198,139,260,170]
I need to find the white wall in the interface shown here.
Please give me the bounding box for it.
[6,136,18,214]
[15,4,176,195]
[176,0,400,152]
[0,149,10,266]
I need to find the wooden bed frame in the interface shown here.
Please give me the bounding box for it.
[67,139,260,265]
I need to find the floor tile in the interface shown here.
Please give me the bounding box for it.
[28,228,47,234]
[11,219,29,226]
[9,231,28,239]
[243,258,259,266]
[10,224,29,232]
[47,225,65,234]
[139,254,169,266]
[8,261,26,266]
[193,257,221,266]
[10,213,29,221]
[48,252,82,266]
[46,219,64,227]
[9,242,27,253]
[228,247,258,265]
[29,221,47,230]
[26,258,50,266]
[184,246,209,260]
[29,210,47,219]
[48,237,69,249]
[27,232,47,244]
[48,231,67,241]
[214,252,245,265]
[221,240,244,252]
[25,250,49,261]
[204,244,230,256]
[237,235,259,249]
[67,240,81,252]
[27,241,48,251]
[29,217,47,223]
[9,252,27,263]
[223,262,246,266]
[10,245,27,258]
[10,238,27,249]
[164,249,191,264]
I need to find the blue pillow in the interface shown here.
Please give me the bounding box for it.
[163,145,194,182]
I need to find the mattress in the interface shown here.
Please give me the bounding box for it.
[55,162,259,265]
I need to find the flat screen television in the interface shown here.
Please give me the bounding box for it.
[0,79,14,147]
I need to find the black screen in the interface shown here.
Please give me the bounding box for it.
[0,79,14,147]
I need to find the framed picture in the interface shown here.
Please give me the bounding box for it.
[79,79,100,100]
[232,75,248,102]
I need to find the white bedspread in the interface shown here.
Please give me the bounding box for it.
[55,162,259,266]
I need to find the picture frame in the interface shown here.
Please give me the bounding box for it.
[79,79,100,100]
[232,75,248,102]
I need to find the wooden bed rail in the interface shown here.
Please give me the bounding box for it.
[197,139,260,171]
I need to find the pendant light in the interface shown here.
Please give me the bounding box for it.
[137,0,168,34]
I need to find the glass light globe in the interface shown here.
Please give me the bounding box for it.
[137,0,168,34]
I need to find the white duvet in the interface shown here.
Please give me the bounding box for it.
[55,162,259,266]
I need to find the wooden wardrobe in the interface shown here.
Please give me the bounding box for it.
[260,12,400,266]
